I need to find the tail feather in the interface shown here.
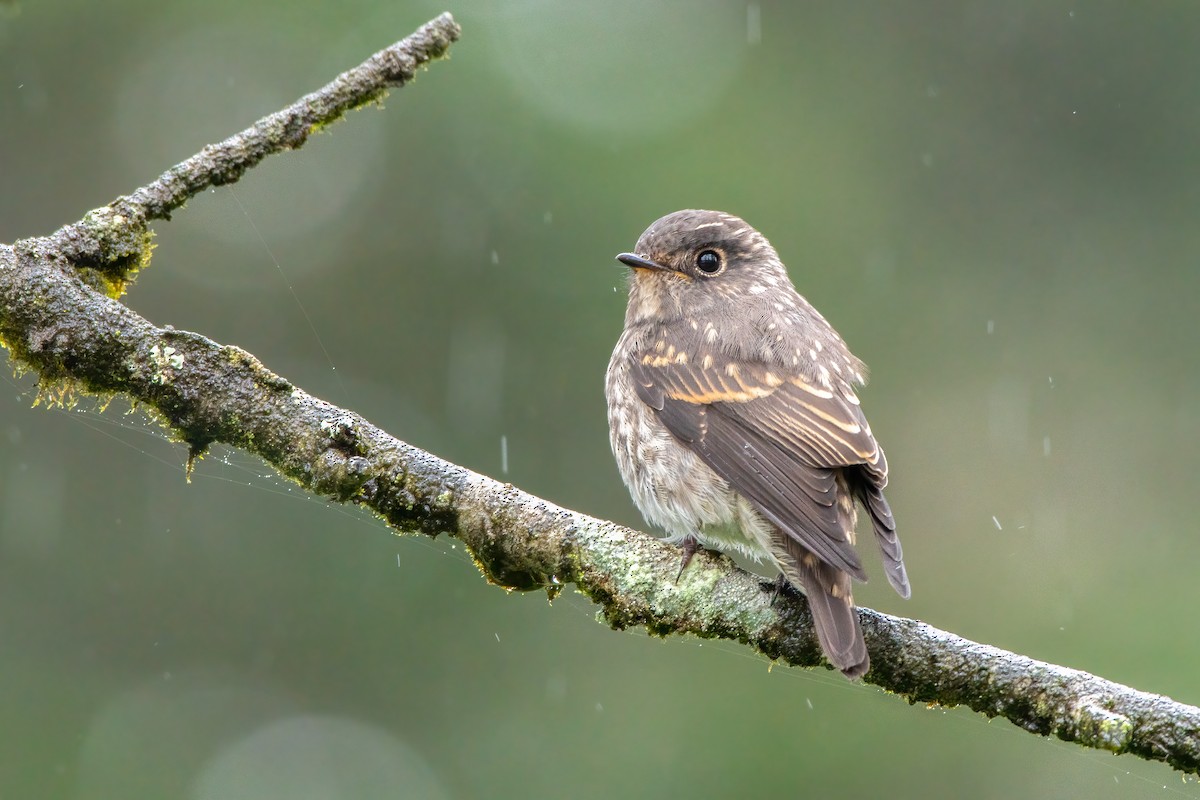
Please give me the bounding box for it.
[783,542,869,680]
[803,559,869,679]
[859,485,910,599]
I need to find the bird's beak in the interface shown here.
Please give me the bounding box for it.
[616,252,670,272]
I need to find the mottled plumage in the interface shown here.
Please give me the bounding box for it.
[605,209,909,679]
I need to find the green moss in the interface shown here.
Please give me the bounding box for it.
[73,209,156,298]
[32,377,80,409]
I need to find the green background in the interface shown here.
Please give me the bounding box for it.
[3,1,1199,798]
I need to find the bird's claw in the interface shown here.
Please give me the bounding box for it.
[675,536,702,583]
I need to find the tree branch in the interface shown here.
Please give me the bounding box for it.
[1,11,1196,778]
[41,12,461,299]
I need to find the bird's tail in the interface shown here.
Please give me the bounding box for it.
[857,484,910,599]
[788,546,869,680]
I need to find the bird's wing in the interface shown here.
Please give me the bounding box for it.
[629,348,888,581]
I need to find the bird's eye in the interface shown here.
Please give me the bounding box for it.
[695,249,723,275]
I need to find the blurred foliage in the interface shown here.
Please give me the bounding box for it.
[2,1,1199,797]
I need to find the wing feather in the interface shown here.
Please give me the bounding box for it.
[630,348,893,582]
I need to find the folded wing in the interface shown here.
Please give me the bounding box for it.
[629,347,897,587]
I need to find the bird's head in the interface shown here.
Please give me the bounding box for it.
[616,209,789,325]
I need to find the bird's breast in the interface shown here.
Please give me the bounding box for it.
[605,341,774,562]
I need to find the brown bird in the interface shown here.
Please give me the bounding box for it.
[605,209,909,679]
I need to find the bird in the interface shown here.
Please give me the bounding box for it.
[604,209,909,679]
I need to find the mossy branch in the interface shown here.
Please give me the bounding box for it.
[43,12,461,300]
[0,11,1197,778]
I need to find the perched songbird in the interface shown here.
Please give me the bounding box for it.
[605,209,909,679]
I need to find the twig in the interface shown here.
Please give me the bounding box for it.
[43,12,461,298]
[0,10,1196,778]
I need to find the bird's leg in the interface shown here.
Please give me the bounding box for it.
[675,535,702,583]
[769,574,789,606]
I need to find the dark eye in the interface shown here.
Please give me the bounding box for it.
[695,249,723,275]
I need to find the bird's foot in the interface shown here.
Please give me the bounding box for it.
[767,574,797,606]
[675,536,701,583]
[675,536,724,582]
